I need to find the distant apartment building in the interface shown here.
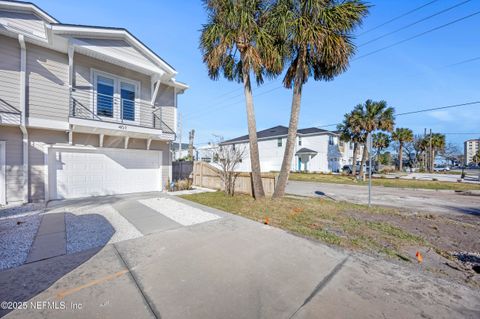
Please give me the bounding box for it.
[464,138,480,165]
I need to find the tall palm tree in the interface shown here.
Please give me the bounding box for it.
[200,0,282,198]
[272,0,369,198]
[391,128,413,172]
[372,132,390,164]
[356,100,395,180]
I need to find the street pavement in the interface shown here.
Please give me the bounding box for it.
[286,180,480,216]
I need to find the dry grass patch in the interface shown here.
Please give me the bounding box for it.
[181,192,424,260]
[289,172,480,191]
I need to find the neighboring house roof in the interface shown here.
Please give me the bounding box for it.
[296,148,318,155]
[222,125,334,144]
[172,142,192,151]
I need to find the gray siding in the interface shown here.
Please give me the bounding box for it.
[28,128,67,201]
[26,43,69,121]
[155,84,176,135]
[75,38,158,70]
[0,10,46,39]
[0,35,20,114]
[0,126,24,203]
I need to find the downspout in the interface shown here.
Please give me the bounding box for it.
[18,34,29,203]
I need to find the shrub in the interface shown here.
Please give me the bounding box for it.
[167,179,193,192]
[432,178,438,181]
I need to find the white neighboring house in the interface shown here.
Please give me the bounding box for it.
[172,142,192,160]
[195,144,218,163]
[0,1,188,204]
[220,125,357,173]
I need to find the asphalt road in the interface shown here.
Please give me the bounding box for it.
[1,195,478,318]
[286,180,480,216]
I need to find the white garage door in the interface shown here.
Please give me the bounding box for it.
[48,147,162,200]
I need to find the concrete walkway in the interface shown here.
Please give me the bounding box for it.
[26,213,66,263]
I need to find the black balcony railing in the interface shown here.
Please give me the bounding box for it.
[69,89,175,136]
[0,98,21,125]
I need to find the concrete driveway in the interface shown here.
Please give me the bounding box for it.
[1,194,479,318]
[286,180,480,216]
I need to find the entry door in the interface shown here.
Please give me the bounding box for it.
[48,147,162,200]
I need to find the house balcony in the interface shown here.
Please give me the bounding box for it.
[0,99,21,126]
[69,89,175,139]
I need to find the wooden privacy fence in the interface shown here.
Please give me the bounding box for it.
[192,161,276,196]
[172,161,194,181]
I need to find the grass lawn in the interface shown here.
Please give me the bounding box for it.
[288,172,480,191]
[181,192,425,261]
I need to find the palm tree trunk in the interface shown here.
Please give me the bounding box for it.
[398,143,403,172]
[241,58,264,198]
[359,144,368,181]
[351,142,358,176]
[273,53,305,199]
[431,149,435,171]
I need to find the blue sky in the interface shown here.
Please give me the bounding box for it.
[34,0,480,148]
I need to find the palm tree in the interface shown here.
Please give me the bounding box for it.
[391,128,413,172]
[430,133,445,170]
[200,0,282,198]
[372,132,390,165]
[338,108,365,176]
[356,100,395,180]
[272,0,369,198]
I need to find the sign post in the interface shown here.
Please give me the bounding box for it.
[367,133,373,207]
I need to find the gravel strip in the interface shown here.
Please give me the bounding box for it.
[0,213,41,270]
[139,197,221,226]
[66,205,142,254]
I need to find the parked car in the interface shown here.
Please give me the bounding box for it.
[433,165,450,172]
[342,163,377,175]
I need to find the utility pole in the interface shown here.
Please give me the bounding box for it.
[188,129,195,159]
[423,128,427,171]
[177,112,182,161]
[367,133,372,207]
[429,129,432,172]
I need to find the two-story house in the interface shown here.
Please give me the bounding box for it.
[220,125,357,173]
[0,1,187,204]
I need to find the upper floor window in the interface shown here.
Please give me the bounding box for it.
[94,70,139,122]
[329,136,335,145]
[298,137,302,146]
[277,138,282,147]
[96,75,114,117]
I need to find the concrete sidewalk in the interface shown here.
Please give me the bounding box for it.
[1,196,479,318]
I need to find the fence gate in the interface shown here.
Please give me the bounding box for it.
[172,161,194,180]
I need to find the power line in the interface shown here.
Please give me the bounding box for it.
[443,56,480,68]
[185,85,283,121]
[357,0,441,37]
[315,100,480,129]
[355,10,480,60]
[358,0,472,48]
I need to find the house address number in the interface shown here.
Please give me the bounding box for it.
[118,125,128,130]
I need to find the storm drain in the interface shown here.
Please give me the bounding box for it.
[452,251,480,274]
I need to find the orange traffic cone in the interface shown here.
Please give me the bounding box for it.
[264,217,270,225]
[416,251,423,263]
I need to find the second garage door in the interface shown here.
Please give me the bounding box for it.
[48,147,162,200]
